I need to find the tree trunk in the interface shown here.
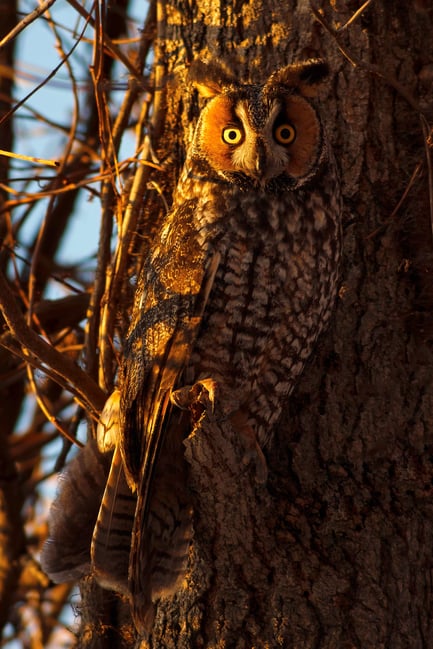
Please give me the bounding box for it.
[76,1,433,647]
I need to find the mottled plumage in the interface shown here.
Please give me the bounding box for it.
[41,58,342,634]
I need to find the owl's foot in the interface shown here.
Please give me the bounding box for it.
[171,383,267,483]
[229,410,268,484]
[171,378,218,412]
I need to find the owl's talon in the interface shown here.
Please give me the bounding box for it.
[170,386,192,410]
[171,379,218,412]
[193,378,217,411]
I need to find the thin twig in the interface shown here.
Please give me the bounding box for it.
[85,2,119,389]
[66,0,145,80]
[309,1,426,115]
[365,162,423,240]
[91,0,158,390]
[27,4,84,329]
[0,9,92,128]
[25,364,83,447]
[421,115,433,246]
[0,332,92,414]
[0,149,59,167]
[0,157,146,213]
[0,269,105,415]
[337,0,374,32]
[0,0,57,51]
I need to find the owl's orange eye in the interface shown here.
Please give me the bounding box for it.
[222,126,243,145]
[274,123,296,145]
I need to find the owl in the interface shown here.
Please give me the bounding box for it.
[41,58,342,634]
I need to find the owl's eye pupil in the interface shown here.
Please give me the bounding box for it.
[274,123,296,145]
[222,127,243,145]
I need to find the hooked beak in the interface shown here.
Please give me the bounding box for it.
[243,140,269,188]
[231,136,287,187]
[250,140,285,188]
[254,139,267,177]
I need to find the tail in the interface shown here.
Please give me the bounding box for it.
[129,412,193,635]
[41,438,111,583]
[91,445,136,595]
[42,396,195,635]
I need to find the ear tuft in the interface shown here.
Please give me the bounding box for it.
[265,59,329,98]
[298,59,329,85]
[188,59,238,98]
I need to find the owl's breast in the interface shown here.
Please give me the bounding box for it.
[185,182,341,441]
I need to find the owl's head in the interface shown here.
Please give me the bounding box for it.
[188,59,329,189]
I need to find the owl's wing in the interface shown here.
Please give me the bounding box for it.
[120,241,220,484]
[121,236,220,633]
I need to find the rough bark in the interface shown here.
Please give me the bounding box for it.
[123,2,433,647]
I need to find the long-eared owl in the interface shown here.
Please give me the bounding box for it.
[41,58,342,634]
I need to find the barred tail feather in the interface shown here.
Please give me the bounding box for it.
[41,438,111,583]
[130,415,193,634]
[91,446,136,595]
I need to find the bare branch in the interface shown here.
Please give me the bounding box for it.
[0,0,57,51]
[0,269,105,415]
[337,0,374,32]
[309,1,428,115]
